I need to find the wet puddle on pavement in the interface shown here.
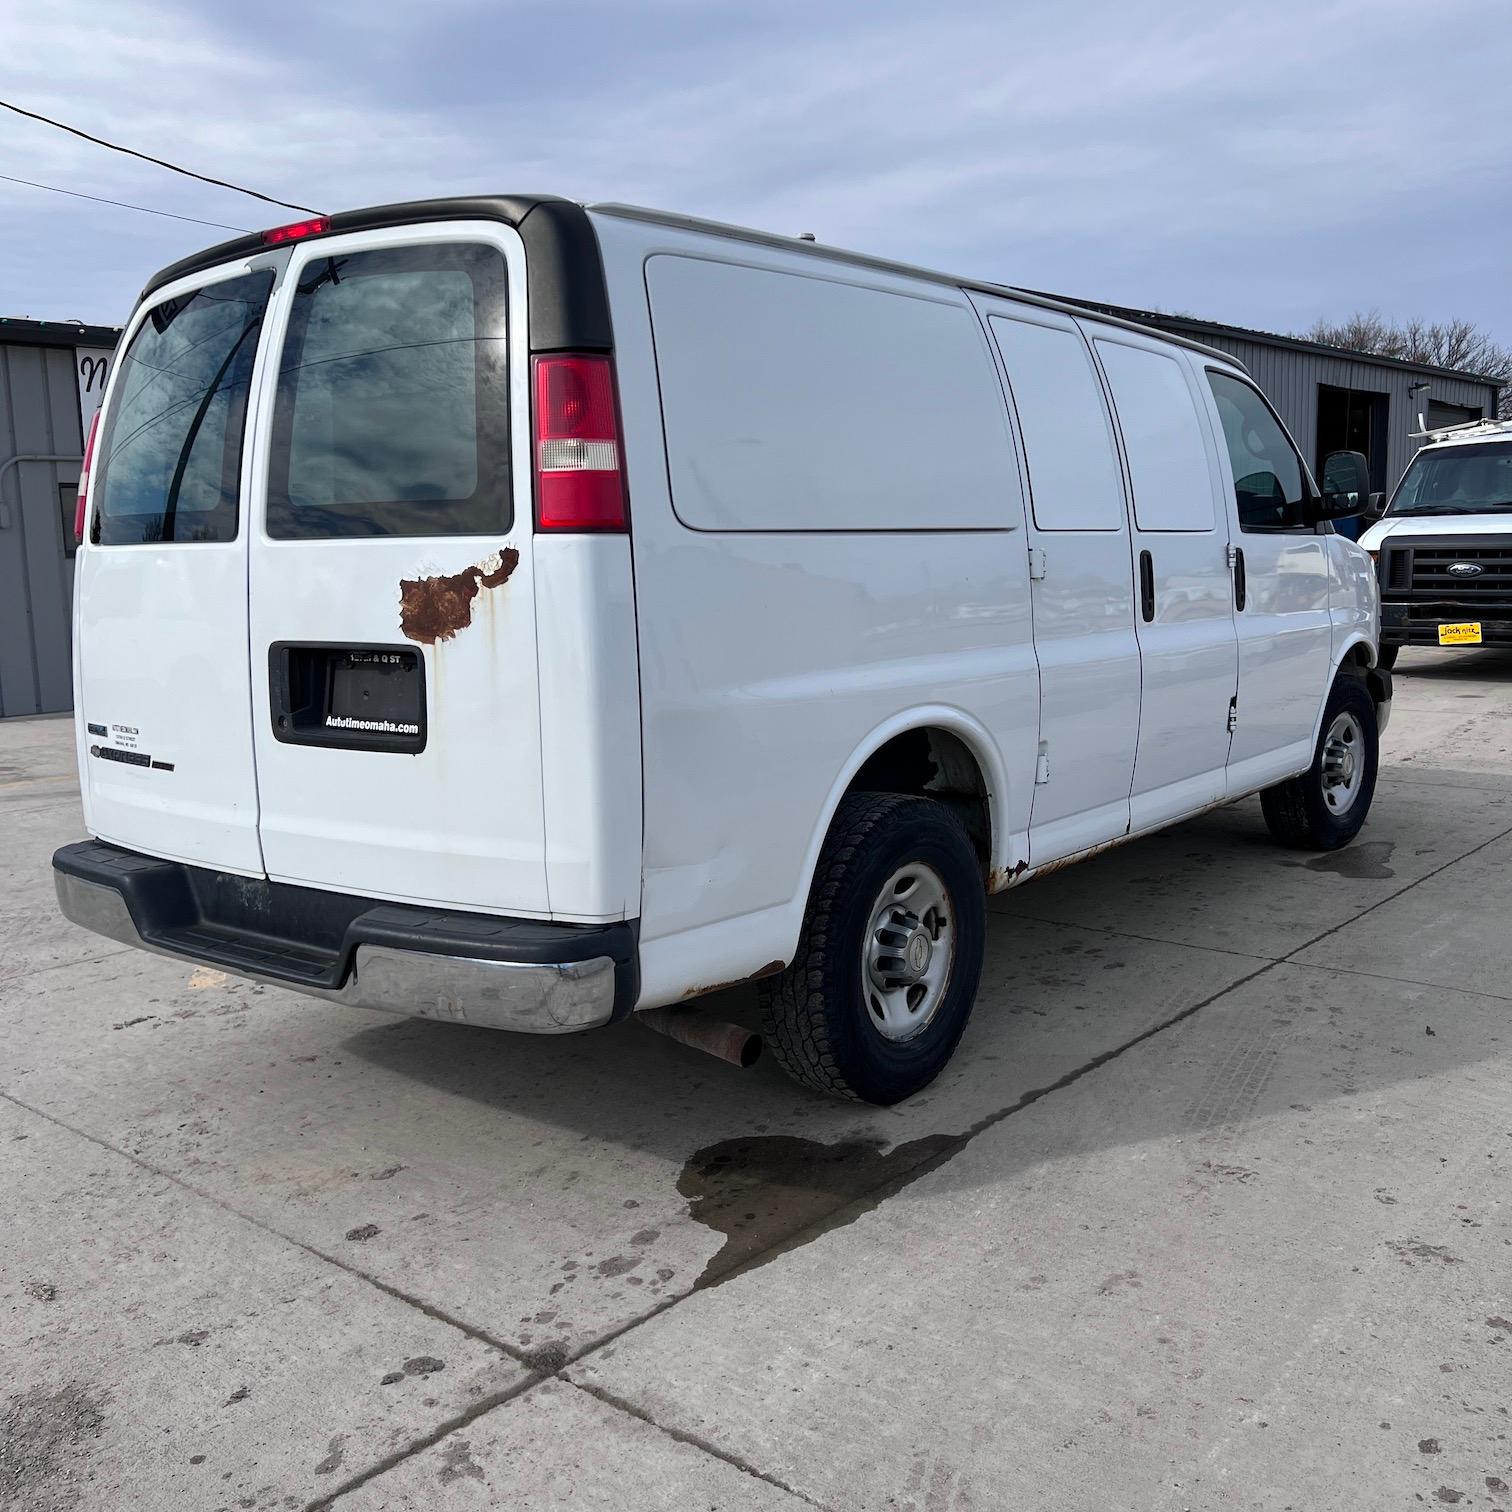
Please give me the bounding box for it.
[678,1131,957,1288]
[1300,840,1396,880]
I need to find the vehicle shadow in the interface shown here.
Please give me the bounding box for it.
[338,791,1504,1275]
[1393,646,1512,679]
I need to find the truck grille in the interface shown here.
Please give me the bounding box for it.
[1380,537,1512,599]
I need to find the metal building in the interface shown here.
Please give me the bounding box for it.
[0,317,120,717]
[0,293,1503,719]
[1062,297,1503,498]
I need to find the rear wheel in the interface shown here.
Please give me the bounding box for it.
[760,792,985,1104]
[1260,674,1379,850]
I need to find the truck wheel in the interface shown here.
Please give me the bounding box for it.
[1376,643,1400,671]
[760,792,985,1104]
[1260,674,1379,851]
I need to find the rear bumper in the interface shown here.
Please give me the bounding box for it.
[52,840,637,1035]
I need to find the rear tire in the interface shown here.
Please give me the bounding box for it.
[759,792,985,1104]
[1260,674,1379,850]
[1376,643,1400,672]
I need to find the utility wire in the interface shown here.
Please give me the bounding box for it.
[0,172,250,233]
[0,97,321,216]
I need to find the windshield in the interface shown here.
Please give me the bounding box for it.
[1388,440,1512,517]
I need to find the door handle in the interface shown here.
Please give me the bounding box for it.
[1233,546,1247,611]
[1139,550,1155,622]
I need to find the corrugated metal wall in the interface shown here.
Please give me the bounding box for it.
[1193,334,1499,494]
[0,343,83,717]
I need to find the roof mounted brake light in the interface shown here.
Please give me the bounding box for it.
[261,216,331,246]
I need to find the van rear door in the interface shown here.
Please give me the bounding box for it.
[75,261,277,874]
[244,223,550,916]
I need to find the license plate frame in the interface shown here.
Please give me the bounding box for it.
[269,643,427,753]
[1438,621,1483,646]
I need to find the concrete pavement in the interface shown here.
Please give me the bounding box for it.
[3,647,1511,1510]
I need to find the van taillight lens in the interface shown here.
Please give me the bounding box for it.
[74,410,101,544]
[261,216,331,245]
[532,354,627,531]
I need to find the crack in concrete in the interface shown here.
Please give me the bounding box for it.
[1287,957,1512,1005]
[301,1380,538,1511]
[3,946,133,986]
[0,1089,532,1370]
[572,1380,835,1510]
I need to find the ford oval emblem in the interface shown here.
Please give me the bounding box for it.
[1447,562,1484,577]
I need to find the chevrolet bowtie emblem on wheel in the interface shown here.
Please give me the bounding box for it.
[1447,562,1484,577]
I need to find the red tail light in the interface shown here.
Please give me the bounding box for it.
[261,215,331,245]
[532,354,627,531]
[74,409,100,544]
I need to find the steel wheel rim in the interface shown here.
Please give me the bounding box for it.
[1321,710,1365,815]
[861,862,956,1042]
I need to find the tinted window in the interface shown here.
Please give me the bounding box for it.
[93,272,272,545]
[1390,441,1512,516]
[990,316,1125,532]
[1097,341,1216,532]
[1206,372,1307,531]
[267,243,509,539]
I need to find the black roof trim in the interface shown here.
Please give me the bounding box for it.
[0,317,121,351]
[137,195,612,352]
[588,202,1244,370]
[1042,292,1504,391]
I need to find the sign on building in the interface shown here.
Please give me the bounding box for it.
[75,346,114,430]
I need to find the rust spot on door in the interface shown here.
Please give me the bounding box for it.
[399,548,519,644]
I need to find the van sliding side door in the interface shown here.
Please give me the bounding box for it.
[981,303,1141,865]
[1086,325,1239,830]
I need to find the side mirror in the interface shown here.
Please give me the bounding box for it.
[1315,450,1372,521]
[1362,491,1386,524]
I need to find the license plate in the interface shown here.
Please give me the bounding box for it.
[1438,622,1483,646]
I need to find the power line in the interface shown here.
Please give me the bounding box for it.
[0,172,250,233]
[0,97,322,216]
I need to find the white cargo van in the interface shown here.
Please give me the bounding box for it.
[55,195,1391,1103]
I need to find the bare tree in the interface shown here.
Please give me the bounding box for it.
[1303,310,1512,419]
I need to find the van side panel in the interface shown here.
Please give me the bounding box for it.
[593,214,1038,1007]
[646,256,1016,532]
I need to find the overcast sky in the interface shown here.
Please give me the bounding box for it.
[3,0,1508,346]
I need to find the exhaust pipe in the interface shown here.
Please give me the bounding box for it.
[637,1006,763,1069]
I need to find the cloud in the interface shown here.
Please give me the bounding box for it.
[1,0,1507,342]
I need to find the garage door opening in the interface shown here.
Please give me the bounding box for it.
[1316,383,1389,492]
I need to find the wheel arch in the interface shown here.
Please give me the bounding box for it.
[795,708,1012,915]
[1315,633,1392,748]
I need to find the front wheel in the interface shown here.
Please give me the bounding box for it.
[759,792,986,1104]
[1375,642,1400,672]
[1260,674,1379,850]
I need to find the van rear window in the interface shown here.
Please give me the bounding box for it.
[266,243,510,539]
[92,271,273,545]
